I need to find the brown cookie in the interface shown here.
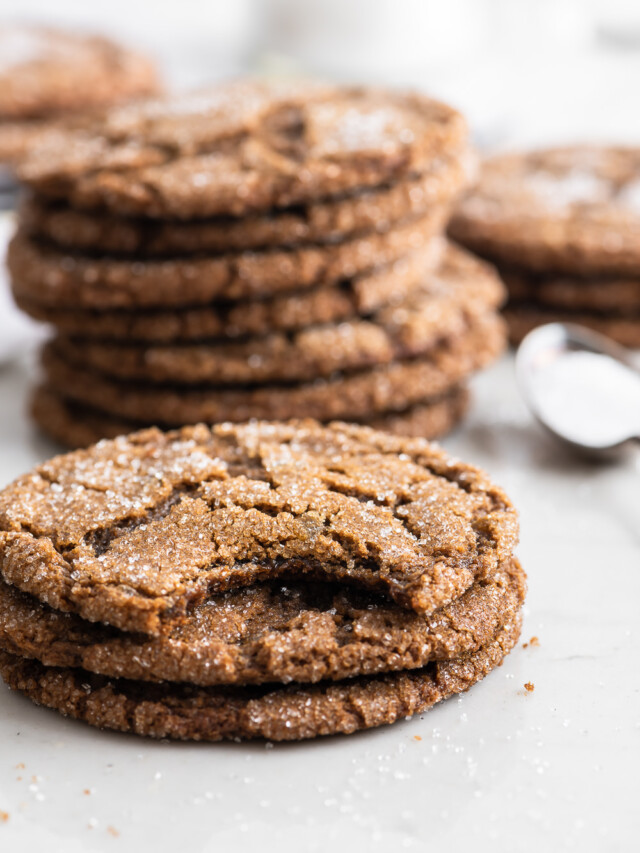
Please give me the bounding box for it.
[0,558,525,685]
[30,384,469,449]
[0,615,521,741]
[20,152,468,254]
[15,243,441,342]
[40,312,506,425]
[0,27,159,168]
[0,421,518,635]
[450,146,640,275]
[367,388,470,437]
[503,303,640,348]
[0,117,92,167]
[9,214,442,309]
[503,268,640,313]
[51,252,504,385]
[0,25,159,121]
[16,80,466,219]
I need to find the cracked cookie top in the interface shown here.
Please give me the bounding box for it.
[450,146,640,275]
[16,79,466,219]
[0,421,518,635]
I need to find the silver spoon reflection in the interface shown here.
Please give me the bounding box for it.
[516,323,640,455]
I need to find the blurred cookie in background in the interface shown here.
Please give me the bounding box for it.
[0,24,160,178]
[449,146,640,347]
[7,78,508,447]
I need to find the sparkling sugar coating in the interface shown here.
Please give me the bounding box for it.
[8,215,439,310]
[16,80,466,219]
[19,153,467,256]
[0,559,525,685]
[0,614,521,741]
[0,421,518,635]
[16,243,443,343]
[449,146,640,275]
[40,312,506,425]
[50,243,504,385]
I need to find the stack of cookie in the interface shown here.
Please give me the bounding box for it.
[7,79,507,448]
[0,421,526,742]
[450,146,640,347]
[0,25,159,173]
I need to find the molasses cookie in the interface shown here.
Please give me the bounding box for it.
[30,384,470,449]
[9,214,440,309]
[40,312,506,425]
[502,268,640,313]
[450,146,640,276]
[503,304,640,347]
[0,421,518,635]
[0,558,525,685]
[20,151,469,254]
[13,243,442,342]
[51,252,503,385]
[0,25,159,165]
[16,80,466,219]
[0,615,521,741]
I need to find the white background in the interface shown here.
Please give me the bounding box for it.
[2,0,640,147]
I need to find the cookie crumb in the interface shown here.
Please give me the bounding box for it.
[15,763,25,769]
[107,826,119,838]
[524,681,535,693]
[83,789,91,796]
[413,735,422,741]
[523,636,540,649]
[0,811,9,823]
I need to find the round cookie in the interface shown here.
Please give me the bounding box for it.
[20,151,469,254]
[0,26,159,167]
[20,80,466,219]
[52,252,504,385]
[30,384,470,449]
[9,214,441,309]
[15,243,441,342]
[450,146,640,275]
[41,312,506,424]
[0,25,159,120]
[367,388,470,437]
[16,80,466,219]
[0,421,518,635]
[502,268,640,313]
[0,116,93,167]
[0,558,525,685]
[0,616,521,741]
[503,304,640,348]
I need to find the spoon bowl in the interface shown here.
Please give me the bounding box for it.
[516,323,640,455]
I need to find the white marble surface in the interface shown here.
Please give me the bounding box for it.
[0,335,638,851]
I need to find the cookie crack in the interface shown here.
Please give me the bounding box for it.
[82,484,201,556]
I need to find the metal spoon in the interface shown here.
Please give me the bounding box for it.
[516,323,640,455]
